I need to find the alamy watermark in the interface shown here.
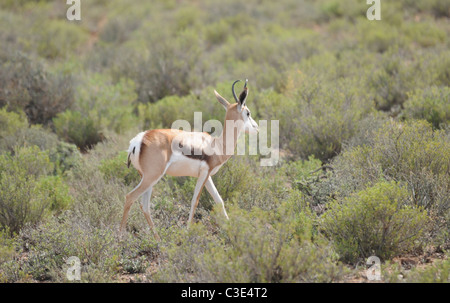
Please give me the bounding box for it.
[367,0,381,21]
[66,0,81,21]
[66,256,81,281]
[67,1,381,22]
[170,112,279,166]
[366,256,381,281]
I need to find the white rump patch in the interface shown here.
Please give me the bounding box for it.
[128,131,146,171]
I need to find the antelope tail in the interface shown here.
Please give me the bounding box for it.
[127,131,146,171]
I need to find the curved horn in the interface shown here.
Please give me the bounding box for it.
[232,79,241,103]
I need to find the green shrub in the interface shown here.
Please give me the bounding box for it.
[322,181,429,263]
[434,0,450,17]
[331,120,449,212]
[205,19,230,47]
[0,113,81,174]
[280,71,373,161]
[99,15,141,44]
[0,145,73,235]
[1,125,59,153]
[403,22,446,48]
[318,0,367,22]
[48,141,82,175]
[0,146,53,235]
[35,176,73,213]
[115,29,203,103]
[157,199,345,282]
[173,6,205,32]
[369,50,415,112]
[53,74,138,151]
[74,74,137,134]
[138,84,229,130]
[54,110,103,151]
[32,19,88,59]
[255,90,299,154]
[400,259,449,282]
[212,156,292,211]
[0,107,27,139]
[138,94,198,130]
[0,229,15,264]
[283,156,323,184]
[0,53,74,125]
[358,21,404,53]
[0,212,159,282]
[383,257,450,283]
[282,156,333,208]
[327,120,449,246]
[99,151,140,186]
[403,86,450,129]
[66,150,143,231]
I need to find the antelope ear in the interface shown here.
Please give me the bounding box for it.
[237,79,248,112]
[238,87,248,107]
[214,90,230,110]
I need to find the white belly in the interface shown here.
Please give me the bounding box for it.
[165,153,206,177]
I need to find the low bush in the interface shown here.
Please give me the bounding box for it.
[318,0,367,22]
[403,22,446,48]
[0,146,72,235]
[322,181,429,263]
[211,156,291,211]
[283,156,333,208]
[358,21,403,53]
[0,53,74,125]
[0,111,81,175]
[157,198,346,282]
[32,19,88,59]
[369,50,415,112]
[403,86,450,129]
[279,71,373,161]
[0,107,27,139]
[115,29,203,103]
[53,110,103,151]
[68,161,127,229]
[404,0,450,18]
[73,74,137,134]
[0,215,158,282]
[138,94,199,130]
[0,229,15,264]
[35,176,73,213]
[99,151,140,186]
[329,120,449,230]
[54,74,139,151]
[382,257,449,283]
[48,141,82,175]
[1,125,59,154]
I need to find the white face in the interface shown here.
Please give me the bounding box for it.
[242,106,259,134]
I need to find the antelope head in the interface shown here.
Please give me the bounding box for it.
[214,79,259,134]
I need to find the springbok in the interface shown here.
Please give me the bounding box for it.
[120,80,259,240]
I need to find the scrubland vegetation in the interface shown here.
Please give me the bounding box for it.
[0,0,449,282]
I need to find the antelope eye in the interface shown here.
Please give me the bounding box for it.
[247,112,250,117]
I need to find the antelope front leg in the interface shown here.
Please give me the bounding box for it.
[205,176,229,220]
[187,168,210,227]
